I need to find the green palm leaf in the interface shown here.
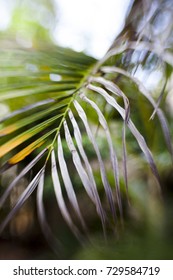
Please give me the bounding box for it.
[0,0,173,248]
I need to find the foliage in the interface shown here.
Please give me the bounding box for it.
[0,0,173,257]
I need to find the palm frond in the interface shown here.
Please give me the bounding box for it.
[0,0,173,247]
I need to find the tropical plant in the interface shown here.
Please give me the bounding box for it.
[0,0,173,256]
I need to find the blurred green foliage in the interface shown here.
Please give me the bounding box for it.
[0,0,173,260]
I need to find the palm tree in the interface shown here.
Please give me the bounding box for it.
[0,0,173,257]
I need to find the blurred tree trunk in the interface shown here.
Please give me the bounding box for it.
[111,0,173,47]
